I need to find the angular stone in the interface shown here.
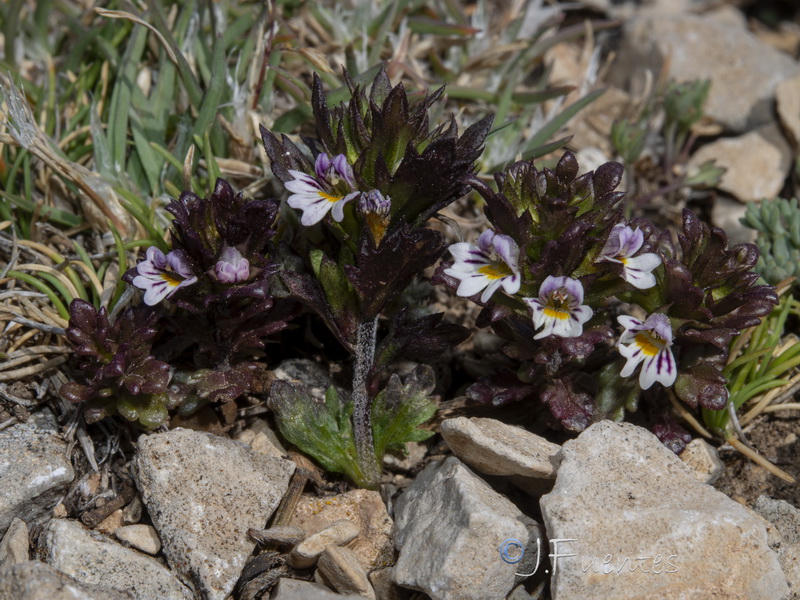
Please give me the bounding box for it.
[368,568,408,600]
[290,519,360,569]
[612,13,800,132]
[272,358,333,397]
[0,517,29,571]
[393,457,544,600]
[0,560,133,600]
[777,74,800,150]
[540,422,789,600]
[317,546,375,599]
[271,578,363,600]
[114,524,161,555]
[754,496,800,599]
[0,410,74,535]
[40,519,192,600]
[290,490,394,571]
[440,417,561,479]
[134,428,295,600]
[711,197,756,246]
[688,125,792,202]
[235,417,288,460]
[679,438,724,484]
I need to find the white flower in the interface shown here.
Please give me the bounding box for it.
[598,223,661,289]
[524,275,593,340]
[444,230,521,303]
[617,313,677,390]
[285,153,360,226]
[131,246,197,306]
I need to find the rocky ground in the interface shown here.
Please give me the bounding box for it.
[2,0,800,599]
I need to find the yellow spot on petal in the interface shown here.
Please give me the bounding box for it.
[159,272,184,287]
[319,191,344,203]
[635,332,663,357]
[543,307,570,321]
[478,263,512,279]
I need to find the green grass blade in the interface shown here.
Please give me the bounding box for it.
[523,88,606,156]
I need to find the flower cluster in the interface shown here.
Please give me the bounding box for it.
[61,178,292,429]
[438,151,776,451]
[58,66,776,483]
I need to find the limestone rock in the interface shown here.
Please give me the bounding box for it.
[0,560,133,600]
[271,578,363,600]
[317,546,375,599]
[272,358,333,397]
[777,74,800,150]
[234,417,288,460]
[0,410,74,535]
[440,417,561,479]
[0,517,29,571]
[612,13,800,132]
[711,197,756,246]
[368,568,409,600]
[40,519,192,600]
[290,490,394,571]
[688,125,792,203]
[134,428,295,600]
[114,524,161,555]
[393,457,544,600]
[678,438,724,484]
[540,421,789,600]
[754,496,800,599]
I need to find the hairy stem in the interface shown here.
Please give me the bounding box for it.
[352,317,380,488]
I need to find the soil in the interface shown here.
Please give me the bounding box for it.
[714,412,800,507]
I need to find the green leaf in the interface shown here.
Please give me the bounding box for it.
[269,380,366,485]
[371,365,437,461]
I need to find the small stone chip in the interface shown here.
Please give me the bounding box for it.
[115,524,162,555]
[290,519,360,569]
[317,546,375,599]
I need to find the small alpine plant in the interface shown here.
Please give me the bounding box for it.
[261,68,491,488]
[61,179,294,428]
[436,151,777,451]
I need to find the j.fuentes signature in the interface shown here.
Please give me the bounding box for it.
[499,538,679,576]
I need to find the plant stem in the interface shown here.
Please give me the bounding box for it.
[352,316,380,488]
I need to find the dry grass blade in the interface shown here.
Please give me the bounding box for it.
[725,436,796,484]
[0,356,68,382]
[95,8,178,65]
[1,77,134,235]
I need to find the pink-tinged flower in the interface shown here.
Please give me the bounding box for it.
[215,247,250,283]
[598,224,661,290]
[524,276,593,340]
[132,246,197,306]
[285,153,360,226]
[617,313,677,390]
[444,230,521,303]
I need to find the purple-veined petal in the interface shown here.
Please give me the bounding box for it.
[477,229,495,252]
[448,242,491,265]
[492,234,520,272]
[617,225,644,256]
[315,153,332,180]
[500,273,521,296]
